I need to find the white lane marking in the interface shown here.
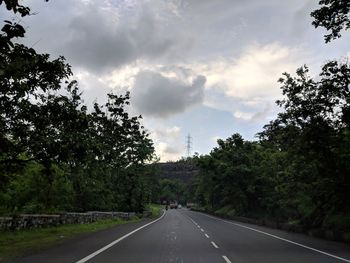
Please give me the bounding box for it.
[75,211,166,263]
[186,213,212,242]
[199,213,350,263]
[211,241,219,248]
[222,255,232,263]
[189,218,198,226]
[197,225,201,228]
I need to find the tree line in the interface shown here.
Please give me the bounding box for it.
[190,61,349,230]
[187,0,350,232]
[0,1,158,214]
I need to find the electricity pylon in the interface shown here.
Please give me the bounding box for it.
[186,133,192,157]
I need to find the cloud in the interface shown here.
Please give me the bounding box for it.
[74,70,113,106]
[17,0,193,74]
[130,70,205,118]
[62,5,176,72]
[232,104,271,122]
[182,42,306,124]
[202,88,277,124]
[149,125,183,161]
[233,111,254,121]
[8,0,348,161]
[251,104,271,122]
[155,142,182,162]
[151,126,181,140]
[194,43,304,99]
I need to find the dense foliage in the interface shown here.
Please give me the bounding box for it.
[0,1,157,214]
[190,61,350,231]
[311,0,350,43]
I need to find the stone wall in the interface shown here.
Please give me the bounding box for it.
[0,211,136,231]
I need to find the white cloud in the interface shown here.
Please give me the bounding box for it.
[177,42,306,124]
[74,70,113,106]
[233,111,254,121]
[155,142,182,162]
[194,43,304,99]
[149,125,183,161]
[158,126,181,139]
[232,103,272,122]
[150,126,181,142]
[103,62,145,90]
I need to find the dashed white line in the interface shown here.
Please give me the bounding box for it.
[189,218,198,226]
[200,228,205,232]
[205,234,210,238]
[197,225,201,228]
[199,213,350,263]
[222,255,232,263]
[75,211,166,263]
[211,241,219,248]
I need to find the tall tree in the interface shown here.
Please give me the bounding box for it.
[260,61,350,226]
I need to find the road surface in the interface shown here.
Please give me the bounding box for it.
[12,209,350,263]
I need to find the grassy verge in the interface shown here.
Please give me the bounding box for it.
[0,217,141,262]
[147,203,164,218]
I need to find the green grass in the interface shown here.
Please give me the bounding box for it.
[147,203,163,218]
[215,205,236,218]
[0,217,141,262]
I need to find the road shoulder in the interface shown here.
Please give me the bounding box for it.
[7,218,154,263]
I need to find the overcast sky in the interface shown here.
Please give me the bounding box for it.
[3,0,349,161]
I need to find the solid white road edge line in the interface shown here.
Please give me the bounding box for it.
[205,234,210,238]
[200,213,350,263]
[211,241,219,248]
[222,255,232,263]
[75,210,166,263]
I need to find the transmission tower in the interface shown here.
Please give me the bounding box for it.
[186,133,192,157]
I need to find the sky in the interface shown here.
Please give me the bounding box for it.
[3,0,349,161]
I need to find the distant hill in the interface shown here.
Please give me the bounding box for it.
[156,161,199,183]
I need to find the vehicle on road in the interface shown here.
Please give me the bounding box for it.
[169,203,177,209]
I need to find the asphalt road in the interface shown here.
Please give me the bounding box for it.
[12,209,350,263]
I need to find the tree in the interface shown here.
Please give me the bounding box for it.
[0,1,157,213]
[311,0,350,43]
[260,61,350,227]
[0,0,73,193]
